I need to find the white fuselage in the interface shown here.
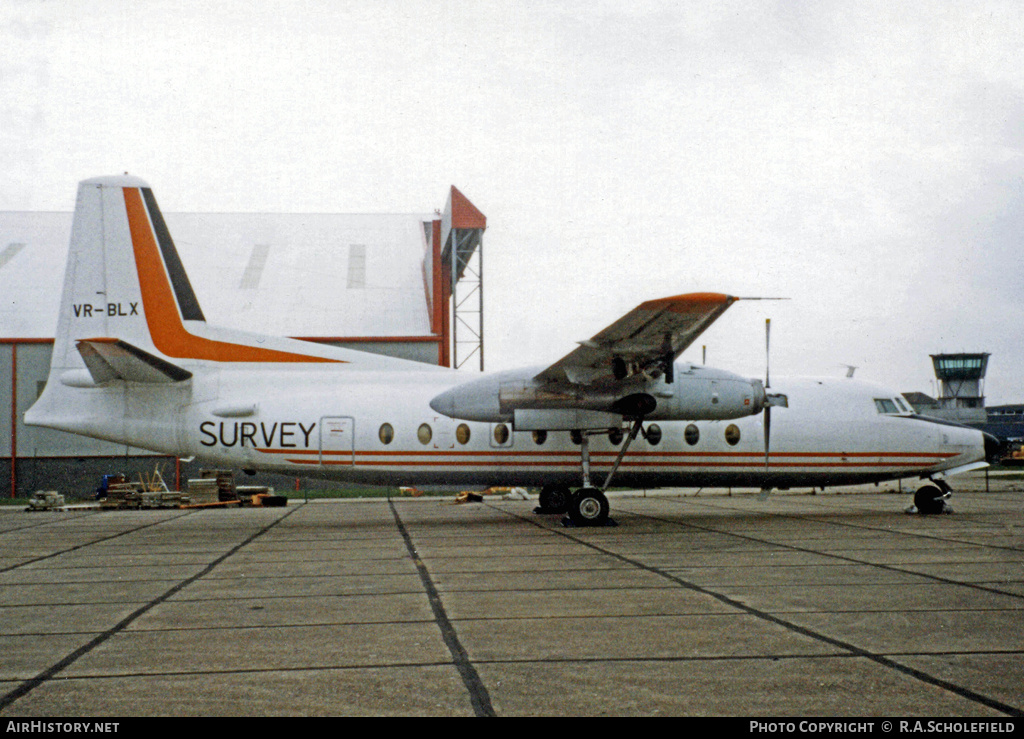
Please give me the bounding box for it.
[64,363,984,491]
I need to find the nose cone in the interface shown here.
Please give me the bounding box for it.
[984,432,1004,463]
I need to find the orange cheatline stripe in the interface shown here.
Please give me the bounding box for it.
[122,187,341,364]
[256,447,957,460]
[293,459,945,469]
[263,446,957,469]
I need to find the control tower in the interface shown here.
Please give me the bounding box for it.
[930,353,990,424]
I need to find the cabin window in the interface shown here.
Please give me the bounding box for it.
[532,430,547,445]
[646,424,662,446]
[684,424,700,446]
[493,423,510,445]
[570,430,583,445]
[379,423,394,445]
[874,399,899,415]
[725,424,741,446]
[456,424,471,445]
[608,427,624,445]
[417,423,432,445]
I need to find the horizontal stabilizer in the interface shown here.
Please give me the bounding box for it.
[76,338,193,384]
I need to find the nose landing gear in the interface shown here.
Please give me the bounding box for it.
[909,480,953,515]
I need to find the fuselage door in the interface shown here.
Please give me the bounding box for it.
[320,416,355,466]
[432,417,454,450]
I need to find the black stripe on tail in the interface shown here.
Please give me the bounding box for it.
[141,187,206,322]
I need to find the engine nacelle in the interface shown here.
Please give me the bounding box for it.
[429,363,767,426]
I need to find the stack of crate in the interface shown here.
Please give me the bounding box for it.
[205,469,238,501]
[100,481,145,509]
[185,478,220,504]
[186,470,239,504]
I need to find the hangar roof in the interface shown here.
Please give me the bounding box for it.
[0,210,437,340]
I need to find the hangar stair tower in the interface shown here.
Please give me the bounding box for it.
[432,186,486,371]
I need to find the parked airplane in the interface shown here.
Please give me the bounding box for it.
[25,176,993,525]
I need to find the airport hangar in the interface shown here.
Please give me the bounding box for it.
[0,186,487,499]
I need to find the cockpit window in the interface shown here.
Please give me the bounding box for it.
[874,398,899,414]
[895,397,909,413]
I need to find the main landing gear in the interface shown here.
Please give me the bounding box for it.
[535,419,645,527]
[537,484,611,526]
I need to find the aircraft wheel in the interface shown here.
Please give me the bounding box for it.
[914,485,946,515]
[538,485,572,513]
[568,488,610,527]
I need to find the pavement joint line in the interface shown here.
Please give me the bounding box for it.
[0,508,122,529]
[0,588,437,606]
[2,661,476,684]
[10,602,1016,634]
[0,504,301,712]
[6,648,1024,687]
[387,498,495,717]
[0,510,196,575]
[18,653,864,680]
[2,618,442,635]
[658,493,1024,553]
[628,501,1024,602]
[491,501,1024,717]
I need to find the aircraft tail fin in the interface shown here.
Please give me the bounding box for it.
[26,175,444,445]
[25,176,362,438]
[43,175,347,385]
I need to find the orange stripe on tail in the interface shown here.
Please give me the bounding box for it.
[123,187,340,364]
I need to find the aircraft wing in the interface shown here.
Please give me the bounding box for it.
[534,292,739,386]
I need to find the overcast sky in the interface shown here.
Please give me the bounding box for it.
[3,1,1023,403]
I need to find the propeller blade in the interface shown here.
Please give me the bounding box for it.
[764,318,771,470]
